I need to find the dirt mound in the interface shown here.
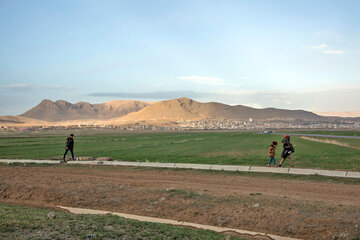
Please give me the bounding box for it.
[0,165,359,239]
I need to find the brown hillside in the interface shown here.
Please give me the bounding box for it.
[0,116,48,126]
[114,97,323,122]
[20,99,152,122]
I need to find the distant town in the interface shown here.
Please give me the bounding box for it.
[1,118,359,132]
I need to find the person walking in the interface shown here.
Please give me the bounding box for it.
[279,135,294,167]
[63,133,75,163]
[267,141,278,167]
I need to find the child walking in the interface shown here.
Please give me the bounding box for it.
[267,141,278,167]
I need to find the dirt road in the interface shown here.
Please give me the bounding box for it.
[1,165,359,239]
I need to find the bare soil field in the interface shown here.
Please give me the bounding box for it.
[0,165,359,240]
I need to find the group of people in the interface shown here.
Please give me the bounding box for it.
[267,134,295,167]
[62,133,295,167]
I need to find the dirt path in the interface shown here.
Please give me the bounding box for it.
[1,165,359,239]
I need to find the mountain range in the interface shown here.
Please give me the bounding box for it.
[116,97,322,122]
[20,99,151,121]
[0,97,355,126]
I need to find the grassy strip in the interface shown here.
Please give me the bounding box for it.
[0,203,241,240]
[0,132,359,171]
[1,162,360,185]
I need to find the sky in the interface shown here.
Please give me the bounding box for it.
[0,0,360,115]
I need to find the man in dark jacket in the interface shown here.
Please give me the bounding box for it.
[63,134,74,162]
[279,135,294,167]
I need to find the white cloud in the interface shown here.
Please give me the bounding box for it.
[42,86,74,90]
[322,49,345,55]
[1,84,33,90]
[311,43,345,55]
[178,75,227,86]
[6,83,29,88]
[311,44,329,50]
[1,83,74,91]
[89,90,199,99]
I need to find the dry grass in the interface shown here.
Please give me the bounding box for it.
[300,136,360,150]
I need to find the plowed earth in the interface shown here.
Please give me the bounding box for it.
[0,165,359,240]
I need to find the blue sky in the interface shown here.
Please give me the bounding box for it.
[1,0,359,115]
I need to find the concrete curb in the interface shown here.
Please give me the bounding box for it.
[345,171,360,178]
[249,166,290,174]
[288,168,347,177]
[175,163,211,170]
[140,162,175,168]
[0,159,359,179]
[58,206,300,240]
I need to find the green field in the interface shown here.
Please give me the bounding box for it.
[0,203,239,240]
[0,131,359,171]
